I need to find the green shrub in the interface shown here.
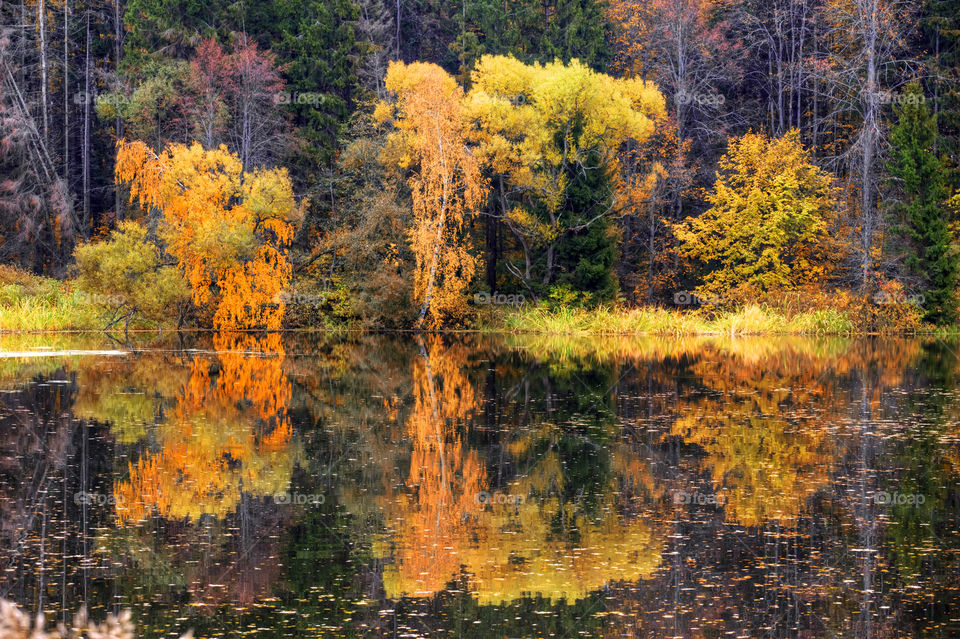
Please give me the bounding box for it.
[73,221,190,330]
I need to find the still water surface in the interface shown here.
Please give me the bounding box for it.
[1,332,959,638]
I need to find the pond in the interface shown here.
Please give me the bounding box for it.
[1,332,959,638]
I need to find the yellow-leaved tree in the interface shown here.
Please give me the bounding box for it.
[673,130,840,296]
[464,55,666,294]
[114,140,305,331]
[376,61,488,328]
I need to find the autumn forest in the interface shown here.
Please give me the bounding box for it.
[5,2,960,637]
[1,0,960,332]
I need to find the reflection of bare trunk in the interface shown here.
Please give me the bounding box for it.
[416,336,447,493]
[81,415,89,600]
[846,379,882,637]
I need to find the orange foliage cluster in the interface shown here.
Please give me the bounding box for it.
[114,140,303,330]
[383,338,486,596]
[377,62,487,328]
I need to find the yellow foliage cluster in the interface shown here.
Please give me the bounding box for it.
[378,62,487,328]
[674,130,841,295]
[376,55,666,326]
[466,55,664,183]
[465,55,665,231]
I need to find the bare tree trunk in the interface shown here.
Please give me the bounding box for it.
[114,0,124,218]
[38,0,49,142]
[811,16,819,151]
[417,211,447,325]
[82,12,91,233]
[775,6,785,134]
[648,204,656,303]
[395,0,401,59]
[63,0,69,181]
[543,242,554,285]
[859,0,879,287]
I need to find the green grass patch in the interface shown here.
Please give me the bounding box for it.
[0,265,145,333]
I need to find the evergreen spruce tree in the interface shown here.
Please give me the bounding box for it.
[554,151,619,304]
[452,0,610,77]
[887,82,959,324]
[922,0,960,190]
[544,0,611,71]
[267,0,362,171]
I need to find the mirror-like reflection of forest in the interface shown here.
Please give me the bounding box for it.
[1,332,959,638]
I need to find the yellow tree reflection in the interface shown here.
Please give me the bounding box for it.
[379,338,664,604]
[667,340,923,527]
[382,336,486,597]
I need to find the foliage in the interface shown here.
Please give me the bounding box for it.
[552,152,620,303]
[675,131,841,295]
[0,266,120,332]
[122,0,229,63]
[921,0,960,191]
[452,0,611,78]
[96,60,196,149]
[101,41,293,169]
[114,140,305,330]
[73,221,189,328]
[6,0,960,333]
[605,0,740,147]
[305,120,417,327]
[465,55,666,297]
[886,82,959,325]
[378,61,487,328]
[262,0,363,169]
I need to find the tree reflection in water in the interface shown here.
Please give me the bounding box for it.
[0,333,957,637]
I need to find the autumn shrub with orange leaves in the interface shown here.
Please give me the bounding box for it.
[113,140,306,331]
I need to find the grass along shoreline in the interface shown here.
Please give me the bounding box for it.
[482,303,946,336]
[3,266,950,336]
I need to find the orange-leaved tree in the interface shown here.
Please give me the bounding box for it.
[375,61,488,329]
[114,140,305,330]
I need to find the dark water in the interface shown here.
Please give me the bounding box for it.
[1,332,959,638]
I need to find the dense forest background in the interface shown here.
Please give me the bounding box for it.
[2,0,959,328]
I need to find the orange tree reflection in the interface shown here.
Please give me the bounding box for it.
[114,332,299,522]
